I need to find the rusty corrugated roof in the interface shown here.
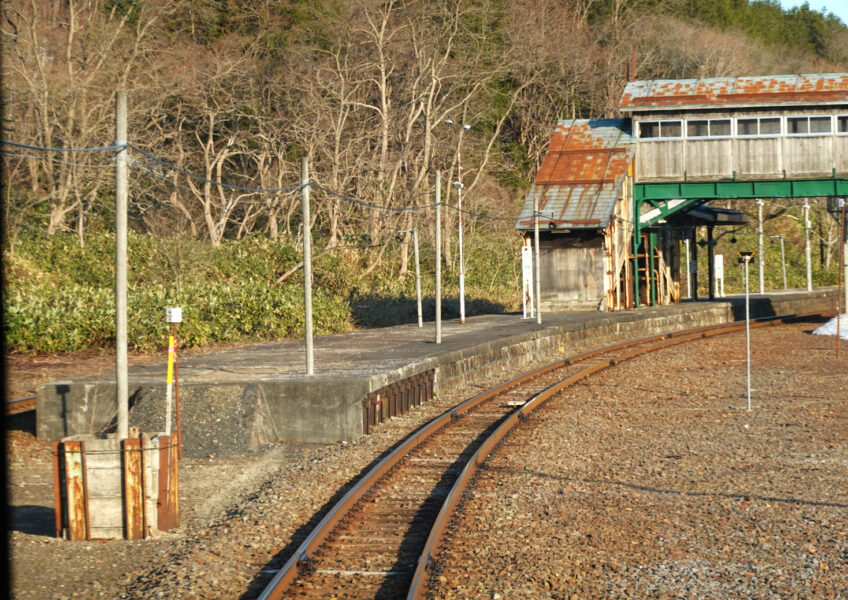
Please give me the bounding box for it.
[620,73,848,111]
[516,119,634,231]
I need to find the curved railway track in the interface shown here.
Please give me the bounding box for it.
[257,312,830,600]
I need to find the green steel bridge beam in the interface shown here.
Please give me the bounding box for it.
[634,177,848,202]
[631,177,848,308]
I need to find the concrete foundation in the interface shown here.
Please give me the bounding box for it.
[36,289,838,457]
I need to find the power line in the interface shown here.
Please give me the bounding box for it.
[1,151,115,168]
[1,139,126,153]
[128,144,304,194]
[2,137,518,224]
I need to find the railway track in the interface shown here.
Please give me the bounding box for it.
[258,312,829,600]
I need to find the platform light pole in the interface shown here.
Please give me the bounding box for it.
[738,251,755,411]
[770,234,787,290]
[803,200,813,291]
[435,171,442,344]
[446,119,470,324]
[757,199,765,294]
[397,229,423,328]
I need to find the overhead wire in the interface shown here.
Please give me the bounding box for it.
[1,151,116,168]
[1,137,519,224]
[1,139,126,153]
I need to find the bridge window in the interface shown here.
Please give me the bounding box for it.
[737,117,781,137]
[787,115,832,136]
[686,119,731,138]
[638,120,682,139]
[837,115,848,134]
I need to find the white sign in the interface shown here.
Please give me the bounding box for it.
[166,307,183,323]
[521,245,534,319]
[714,255,724,297]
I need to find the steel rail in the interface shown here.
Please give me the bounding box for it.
[257,311,829,600]
[5,395,37,416]
[405,311,830,599]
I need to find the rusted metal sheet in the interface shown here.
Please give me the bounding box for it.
[5,395,36,415]
[621,74,848,111]
[516,119,634,231]
[122,438,146,540]
[168,438,180,530]
[52,441,63,538]
[361,370,435,435]
[157,435,179,531]
[62,441,88,541]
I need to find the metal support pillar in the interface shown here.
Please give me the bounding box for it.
[803,200,812,292]
[707,225,715,300]
[648,232,657,306]
[691,228,699,301]
[757,199,765,294]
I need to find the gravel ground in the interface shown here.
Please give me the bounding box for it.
[7,321,847,599]
[432,322,848,599]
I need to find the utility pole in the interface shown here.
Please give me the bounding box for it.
[302,157,314,375]
[435,171,442,344]
[757,199,765,294]
[115,90,129,440]
[803,200,812,292]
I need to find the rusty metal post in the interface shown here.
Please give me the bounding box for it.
[52,441,63,538]
[122,438,145,539]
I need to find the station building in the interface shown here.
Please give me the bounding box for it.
[516,73,848,311]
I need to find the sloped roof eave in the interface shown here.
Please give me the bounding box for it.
[514,118,634,233]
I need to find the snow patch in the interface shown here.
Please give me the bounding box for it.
[811,313,848,341]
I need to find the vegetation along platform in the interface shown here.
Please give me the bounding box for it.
[36,288,837,457]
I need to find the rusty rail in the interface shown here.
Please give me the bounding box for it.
[256,311,830,600]
[405,311,830,598]
[6,394,36,415]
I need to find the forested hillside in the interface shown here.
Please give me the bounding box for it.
[3,0,847,352]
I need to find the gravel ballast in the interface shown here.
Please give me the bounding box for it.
[431,322,847,599]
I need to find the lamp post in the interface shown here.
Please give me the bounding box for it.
[446,119,470,324]
[803,200,812,292]
[397,229,423,328]
[757,199,765,294]
[770,234,787,290]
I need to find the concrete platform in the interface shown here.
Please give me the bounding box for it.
[36,288,838,457]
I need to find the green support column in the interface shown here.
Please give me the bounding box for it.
[649,231,657,306]
[633,226,641,308]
